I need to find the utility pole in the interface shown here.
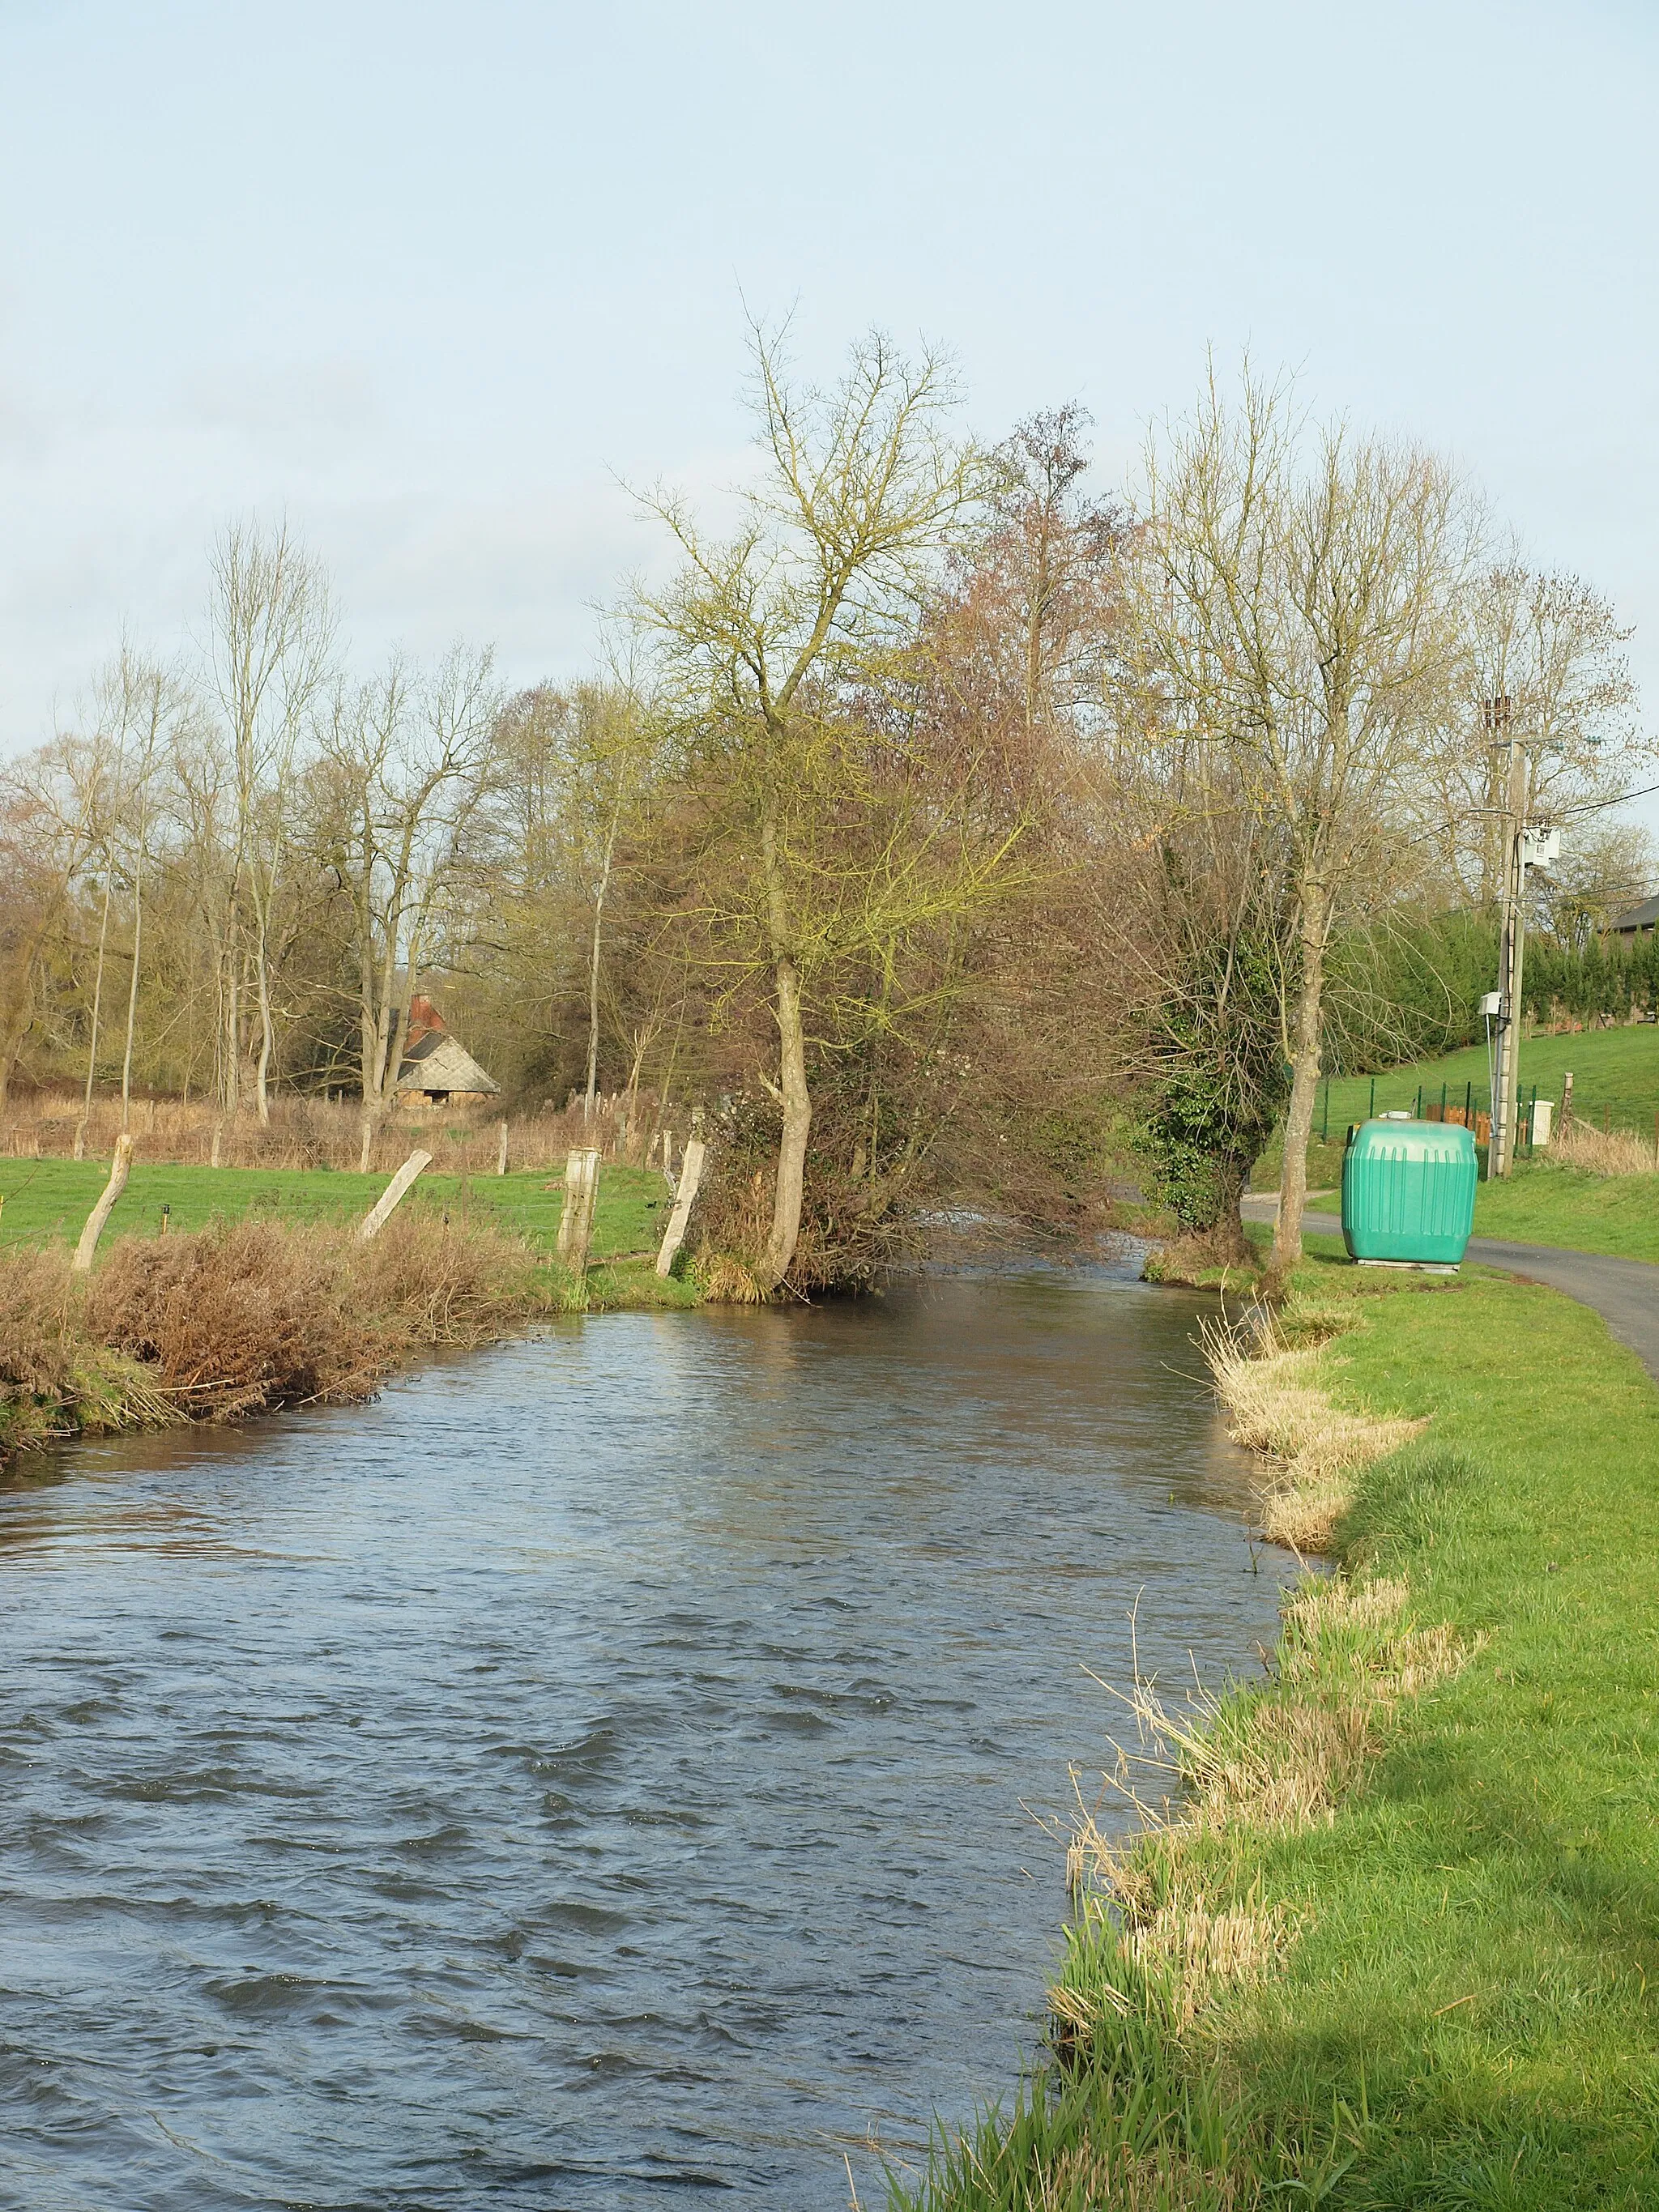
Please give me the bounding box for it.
[1486,695,1525,1178]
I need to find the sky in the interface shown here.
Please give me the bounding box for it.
[2,0,1657,824]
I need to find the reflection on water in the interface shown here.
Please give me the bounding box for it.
[0,1263,1284,2210]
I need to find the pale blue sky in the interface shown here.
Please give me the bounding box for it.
[3,0,1657,812]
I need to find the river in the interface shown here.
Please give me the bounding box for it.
[0,1259,1283,2210]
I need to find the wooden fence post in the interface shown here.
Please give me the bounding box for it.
[497,1120,510,1176]
[556,1148,584,1260]
[357,1149,433,1242]
[557,1148,601,1273]
[655,1136,706,1277]
[71,1134,134,1274]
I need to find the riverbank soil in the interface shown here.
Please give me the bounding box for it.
[898,1256,1659,2209]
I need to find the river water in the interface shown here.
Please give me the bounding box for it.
[1,1261,1282,2211]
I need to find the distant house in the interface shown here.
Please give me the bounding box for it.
[1607,895,1659,944]
[394,995,500,1108]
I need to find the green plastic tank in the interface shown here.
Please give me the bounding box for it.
[1341,1115,1478,1265]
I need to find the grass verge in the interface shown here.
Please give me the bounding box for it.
[0,1156,675,1261]
[889,1254,1659,2209]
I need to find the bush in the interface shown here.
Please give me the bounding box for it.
[86,1219,384,1420]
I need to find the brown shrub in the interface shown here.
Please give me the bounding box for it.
[0,1245,78,1397]
[86,1220,385,1419]
[349,1209,539,1345]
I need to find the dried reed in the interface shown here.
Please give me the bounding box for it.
[1201,1312,1422,1552]
[1550,1120,1659,1177]
[1,1086,676,1176]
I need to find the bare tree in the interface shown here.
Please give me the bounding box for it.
[311,646,500,1162]
[208,520,336,1121]
[112,654,196,1128]
[1415,558,1647,904]
[1137,367,1474,1288]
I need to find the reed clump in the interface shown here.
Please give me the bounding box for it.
[1201,1311,1422,1552]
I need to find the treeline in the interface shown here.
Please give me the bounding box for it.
[2,332,1650,1291]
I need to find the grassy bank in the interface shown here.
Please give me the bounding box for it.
[0,1156,674,1261]
[1472,1157,1659,1264]
[895,1256,1659,2208]
[1254,1025,1659,1199]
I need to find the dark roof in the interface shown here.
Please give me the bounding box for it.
[1609,894,1659,932]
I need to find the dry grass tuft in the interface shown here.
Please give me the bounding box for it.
[1043,2138,1251,2210]
[1067,1574,1473,2039]
[349,1209,539,1345]
[1550,1120,1659,1177]
[1050,1890,1291,2039]
[693,1251,769,1304]
[1202,1314,1422,1552]
[0,1245,78,1397]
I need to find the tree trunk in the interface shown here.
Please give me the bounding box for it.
[761,952,812,1288]
[254,948,275,1123]
[75,873,114,1161]
[758,815,811,1291]
[584,806,619,1119]
[1269,886,1328,1292]
[71,1133,134,1273]
[121,832,144,1133]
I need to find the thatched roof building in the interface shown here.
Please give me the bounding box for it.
[394,996,500,1106]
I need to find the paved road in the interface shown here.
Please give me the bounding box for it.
[1240,1196,1659,1383]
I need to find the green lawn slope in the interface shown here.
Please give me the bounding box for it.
[0,1157,673,1270]
[1257,1024,1659,1191]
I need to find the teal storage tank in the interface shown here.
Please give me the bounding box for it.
[1341,1117,1478,1265]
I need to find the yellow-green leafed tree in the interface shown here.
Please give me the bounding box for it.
[631,323,1008,1289]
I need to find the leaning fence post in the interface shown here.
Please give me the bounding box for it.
[71,1134,134,1273]
[357,1149,433,1242]
[655,1136,706,1277]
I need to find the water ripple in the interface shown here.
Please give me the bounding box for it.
[1,1268,1283,2209]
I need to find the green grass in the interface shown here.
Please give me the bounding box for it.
[1473,1159,1659,1264]
[1247,1025,1659,1260]
[0,1158,679,1276]
[1255,1023,1659,1193]
[900,1256,1659,2207]
[1324,1023,1659,1137]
